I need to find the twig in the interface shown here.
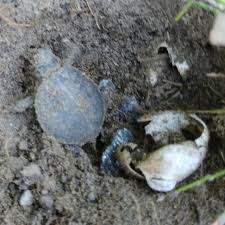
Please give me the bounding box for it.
[219,150,225,165]
[162,79,183,87]
[85,0,100,30]
[4,138,10,158]
[207,84,225,99]
[74,0,82,11]
[207,73,225,78]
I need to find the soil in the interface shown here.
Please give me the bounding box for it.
[0,0,225,224]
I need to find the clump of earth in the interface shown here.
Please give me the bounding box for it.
[0,0,225,224]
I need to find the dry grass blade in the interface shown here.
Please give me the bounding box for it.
[0,5,32,28]
[175,168,225,193]
[84,0,100,30]
[207,73,225,78]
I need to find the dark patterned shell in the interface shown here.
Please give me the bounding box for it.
[35,65,105,145]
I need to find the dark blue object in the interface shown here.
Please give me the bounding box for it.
[120,95,139,120]
[101,128,134,172]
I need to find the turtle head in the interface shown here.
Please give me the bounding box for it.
[33,48,61,82]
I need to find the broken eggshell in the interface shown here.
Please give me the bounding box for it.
[116,113,209,192]
[139,110,190,145]
[157,42,190,80]
[209,13,225,47]
[34,48,105,145]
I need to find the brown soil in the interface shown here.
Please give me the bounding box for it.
[0,0,225,224]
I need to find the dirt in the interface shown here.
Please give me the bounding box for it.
[0,0,225,224]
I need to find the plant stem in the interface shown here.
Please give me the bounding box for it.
[175,168,225,193]
[188,108,225,114]
[194,1,217,12]
[175,0,195,21]
[215,0,225,6]
[175,0,225,21]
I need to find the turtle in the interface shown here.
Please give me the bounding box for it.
[33,48,105,145]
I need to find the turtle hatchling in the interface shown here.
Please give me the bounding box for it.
[33,48,105,145]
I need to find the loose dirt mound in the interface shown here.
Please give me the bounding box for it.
[0,0,225,224]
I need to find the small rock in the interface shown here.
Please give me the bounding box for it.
[88,192,97,203]
[41,176,57,193]
[21,164,42,185]
[18,140,28,151]
[4,136,20,156]
[40,194,54,209]
[147,69,159,87]
[19,190,33,207]
[8,96,34,113]
[21,164,41,177]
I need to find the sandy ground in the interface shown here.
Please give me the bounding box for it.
[0,0,225,224]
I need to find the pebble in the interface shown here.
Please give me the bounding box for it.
[88,192,97,203]
[21,164,42,186]
[18,140,28,151]
[40,194,54,209]
[19,190,33,207]
[21,164,41,177]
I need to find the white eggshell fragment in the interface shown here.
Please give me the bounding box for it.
[157,42,190,79]
[137,114,209,192]
[175,61,190,77]
[210,13,225,47]
[19,190,33,207]
[144,111,190,145]
[136,141,203,192]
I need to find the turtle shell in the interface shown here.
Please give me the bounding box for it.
[35,65,105,145]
